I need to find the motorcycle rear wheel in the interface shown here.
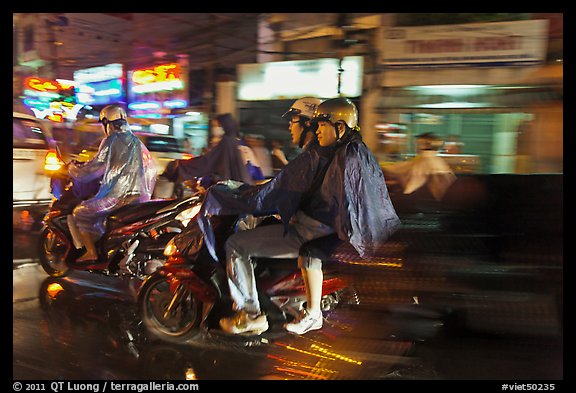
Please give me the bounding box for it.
[38,227,71,277]
[138,271,202,343]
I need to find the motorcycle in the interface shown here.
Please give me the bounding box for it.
[137,189,354,343]
[38,172,204,279]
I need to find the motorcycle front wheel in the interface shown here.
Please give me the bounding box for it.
[138,271,202,343]
[38,227,71,277]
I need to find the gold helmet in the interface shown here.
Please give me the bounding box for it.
[312,97,358,129]
[99,104,127,124]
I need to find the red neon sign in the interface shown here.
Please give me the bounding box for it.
[25,77,59,92]
[24,77,74,92]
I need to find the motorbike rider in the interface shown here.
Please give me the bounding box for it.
[67,104,157,264]
[161,113,257,192]
[197,96,334,335]
[199,97,399,335]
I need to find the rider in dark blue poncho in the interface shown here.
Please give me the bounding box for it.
[162,113,261,189]
[199,98,400,336]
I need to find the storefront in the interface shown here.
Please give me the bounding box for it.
[366,18,560,174]
[372,84,561,174]
[236,56,364,155]
[171,110,209,157]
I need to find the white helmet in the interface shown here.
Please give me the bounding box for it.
[282,97,323,120]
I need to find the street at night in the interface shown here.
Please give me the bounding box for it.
[13,13,563,384]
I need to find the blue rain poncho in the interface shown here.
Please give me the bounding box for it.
[317,129,401,257]
[197,139,335,260]
[69,124,157,237]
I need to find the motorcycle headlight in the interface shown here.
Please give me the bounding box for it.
[175,204,202,227]
[163,237,179,257]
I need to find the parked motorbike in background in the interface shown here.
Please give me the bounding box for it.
[137,186,353,343]
[37,167,204,279]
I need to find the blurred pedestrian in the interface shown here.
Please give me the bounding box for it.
[162,113,262,191]
[214,114,265,181]
[245,135,273,178]
[383,132,456,201]
[270,140,289,175]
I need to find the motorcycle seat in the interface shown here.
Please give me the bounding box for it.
[107,199,179,225]
[301,234,405,267]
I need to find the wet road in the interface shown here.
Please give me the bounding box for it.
[13,224,563,381]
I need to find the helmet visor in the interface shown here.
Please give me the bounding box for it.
[282,108,301,118]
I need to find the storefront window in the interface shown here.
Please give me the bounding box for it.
[374,84,562,174]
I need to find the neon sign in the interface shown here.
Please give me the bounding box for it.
[132,63,181,85]
[24,77,75,93]
[127,62,188,117]
[29,102,84,122]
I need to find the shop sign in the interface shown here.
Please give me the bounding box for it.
[382,19,548,68]
[237,56,363,100]
[131,63,182,91]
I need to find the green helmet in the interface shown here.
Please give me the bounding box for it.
[312,97,358,129]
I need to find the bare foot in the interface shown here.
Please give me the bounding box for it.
[76,253,98,263]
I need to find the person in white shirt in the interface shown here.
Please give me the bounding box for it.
[383,132,456,201]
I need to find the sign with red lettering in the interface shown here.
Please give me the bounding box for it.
[382,20,548,68]
[24,77,71,92]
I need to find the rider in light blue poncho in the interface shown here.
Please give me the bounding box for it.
[68,104,157,263]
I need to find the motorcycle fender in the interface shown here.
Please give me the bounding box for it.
[40,223,74,263]
[159,268,218,303]
[321,277,348,296]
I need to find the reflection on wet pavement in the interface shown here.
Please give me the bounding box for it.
[14,265,562,380]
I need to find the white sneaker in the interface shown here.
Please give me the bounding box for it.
[285,310,323,335]
[219,310,269,335]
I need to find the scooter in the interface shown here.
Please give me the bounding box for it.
[137,197,353,343]
[38,174,204,279]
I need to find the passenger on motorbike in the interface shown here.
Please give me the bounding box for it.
[67,104,157,264]
[285,98,401,334]
[285,96,324,150]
